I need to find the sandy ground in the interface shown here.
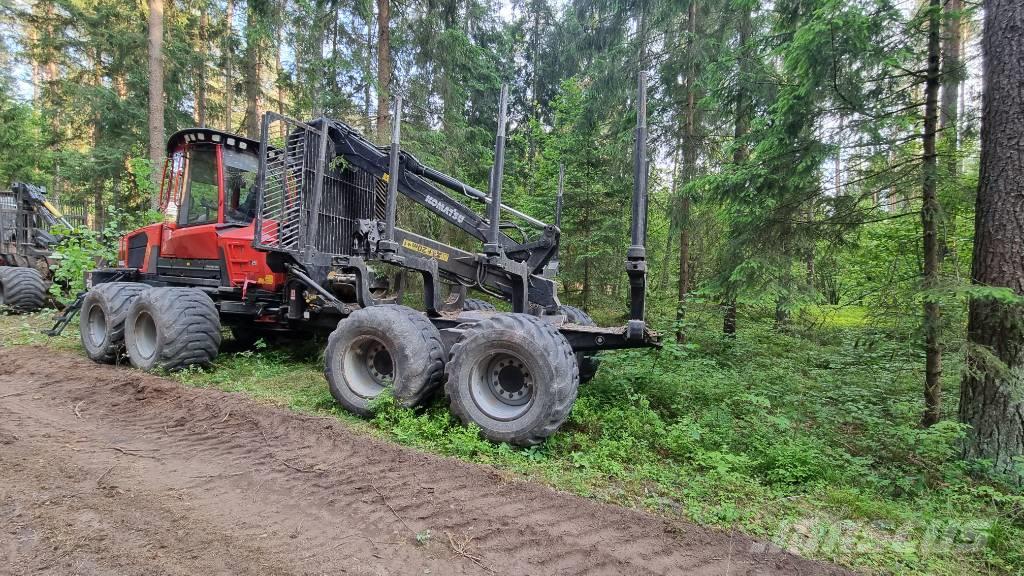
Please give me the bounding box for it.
[0,345,851,575]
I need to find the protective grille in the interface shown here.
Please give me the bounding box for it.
[255,113,383,259]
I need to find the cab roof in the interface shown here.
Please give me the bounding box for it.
[166,128,260,154]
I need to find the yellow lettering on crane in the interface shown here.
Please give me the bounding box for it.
[401,239,450,262]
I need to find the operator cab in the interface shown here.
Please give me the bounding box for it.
[117,128,283,292]
[161,129,261,228]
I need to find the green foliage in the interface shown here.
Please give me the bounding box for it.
[49,207,161,297]
[0,83,51,186]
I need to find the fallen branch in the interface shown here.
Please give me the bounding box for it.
[107,446,158,459]
[445,531,494,573]
[277,458,323,474]
[190,470,249,479]
[372,484,415,535]
[96,464,117,485]
[0,389,30,399]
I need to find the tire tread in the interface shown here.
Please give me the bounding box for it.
[446,313,579,446]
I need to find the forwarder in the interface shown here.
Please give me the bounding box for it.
[0,182,69,312]
[49,76,660,445]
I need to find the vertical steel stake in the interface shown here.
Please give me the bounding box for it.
[484,84,509,256]
[382,97,402,253]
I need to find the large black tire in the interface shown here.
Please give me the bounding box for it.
[463,298,496,312]
[80,282,150,363]
[325,305,447,417]
[0,267,47,313]
[124,287,222,371]
[446,313,579,446]
[556,305,601,384]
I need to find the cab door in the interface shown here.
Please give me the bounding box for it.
[161,143,224,260]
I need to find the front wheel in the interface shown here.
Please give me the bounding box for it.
[446,313,579,446]
[80,282,150,363]
[324,305,447,417]
[124,287,222,371]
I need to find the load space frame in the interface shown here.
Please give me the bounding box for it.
[253,80,658,353]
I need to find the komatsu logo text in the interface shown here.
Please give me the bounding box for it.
[425,195,465,224]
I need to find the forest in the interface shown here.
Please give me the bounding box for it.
[1,0,1023,573]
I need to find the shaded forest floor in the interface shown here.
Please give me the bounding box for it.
[1,304,1021,575]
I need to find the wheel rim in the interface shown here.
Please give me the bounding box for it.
[469,351,534,421]
[86,304,107,347]
[342,336,394,398]
[133,310,158,360]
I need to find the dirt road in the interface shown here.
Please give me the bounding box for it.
[0,345,849,575]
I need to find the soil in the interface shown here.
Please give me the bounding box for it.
[0,345,852,576]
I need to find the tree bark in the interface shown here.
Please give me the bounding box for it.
[659,147,680,291]
[376,0,391,141]
[723,2,752,337]
[676,0,699,344]
[940,0,961,140]
[274,0,286,121]
[921,0,942,428]
[148,0,166,209]
[364,13,374,131]
[224,0,234,132]
[197,8,208,127]
[959,0,1024,486]
[242,0,264,140]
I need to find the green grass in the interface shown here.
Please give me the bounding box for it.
[2,306,1022,575]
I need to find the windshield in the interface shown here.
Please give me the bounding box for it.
[182,145,219,226]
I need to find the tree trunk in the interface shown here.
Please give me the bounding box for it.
[364,14,374,132]
[959,0,1024,486]
[148,0,165,210]
[940,0,961,140]
[224,0,234,132]
[939,0,962,257]
[676,0,699,344]
[921,0,942,428]
[274,0,286,120]
[659,147,680,291]
[242,0,263,140]
[723,2,752,337]
[197,8,208,128]
[375,0,391,141]
[806,202,815,292]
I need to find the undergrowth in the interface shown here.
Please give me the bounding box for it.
[1,307,1021,575]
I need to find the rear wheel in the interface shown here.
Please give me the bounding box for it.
[124,287,222,371]
[80,282,150,363]
[556,305,601,384]
[446,313,579,446]
[325,305,446,417]
[0,267,47,313]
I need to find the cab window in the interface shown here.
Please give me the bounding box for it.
[181,145,220,226]
[224,149,259,224]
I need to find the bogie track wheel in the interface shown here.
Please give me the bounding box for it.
[462,298,496,312]
[325,305,447,417]
[80,282,150,363]
[124,287,222,371]
[446,313,579,446]
[0,267,47,313]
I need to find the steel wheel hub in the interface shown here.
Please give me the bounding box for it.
[470,352,534,421]
[343,336,394,398]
